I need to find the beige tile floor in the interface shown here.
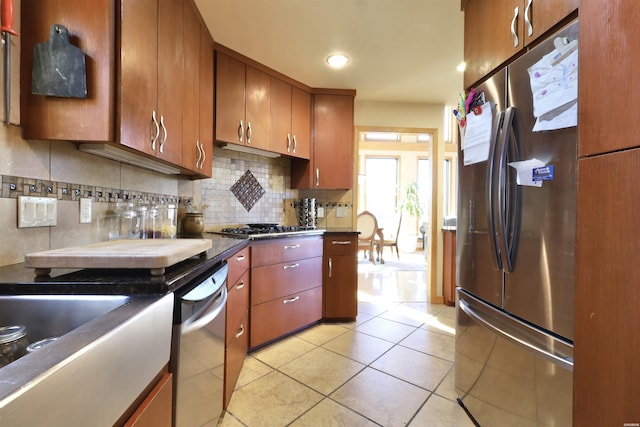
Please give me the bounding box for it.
[217,252,475,427]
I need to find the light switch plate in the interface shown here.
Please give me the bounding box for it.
[18,196,57,228]
[336,206,347,218]
[317,207,325,218]
[80,198,92,223]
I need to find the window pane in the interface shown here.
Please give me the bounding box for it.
[365,158,398,223]
[417,159,431,224]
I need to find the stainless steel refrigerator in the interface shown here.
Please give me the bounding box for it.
[455,20,577,426]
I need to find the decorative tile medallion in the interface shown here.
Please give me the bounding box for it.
[230,170,265,212]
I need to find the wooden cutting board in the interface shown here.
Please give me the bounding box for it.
[25,239,212,276]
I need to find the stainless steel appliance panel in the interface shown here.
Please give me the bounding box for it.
[173,263,228,427]
[457,68,507,309]
[503,21,578,341]
[456,290,573,427]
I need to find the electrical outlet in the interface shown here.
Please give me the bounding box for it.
[336,206,347,218]
[317,207,325,218]
[18,196,57,228]
[80,198,92,223]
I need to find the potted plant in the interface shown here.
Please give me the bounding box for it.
[398,182,424,252]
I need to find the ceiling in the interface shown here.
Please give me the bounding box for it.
[194,0,465,106]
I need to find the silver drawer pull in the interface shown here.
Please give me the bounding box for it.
[283,244,300,250]
[331,240,352,245]
[283,263,300,270]
[235,325,245,339]
[283,296,300,304]
[236,281,245,290]
[235,254,245,262]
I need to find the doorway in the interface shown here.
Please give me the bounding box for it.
[355,126,438,301]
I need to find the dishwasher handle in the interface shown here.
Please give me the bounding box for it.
[181,285,227,335]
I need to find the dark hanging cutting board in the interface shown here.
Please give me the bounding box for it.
[31,24,87,98]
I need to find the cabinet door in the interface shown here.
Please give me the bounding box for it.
[198,28,215,177]
[313,94,354,189]
[182,0,200,172]
[244,65,271,151]
[323,255,358,319]
[20,0,114,141]
[463,0,522,89]
[575,149,640,426]
[119,0,159,155]
[156,0,183,165]
[124,372,173,427]
[269,77,293,155]
[291,87,311,159]
[522,0,578,46]
[224,311,248,409]
[579,0,639,156]
[215,52,246,144]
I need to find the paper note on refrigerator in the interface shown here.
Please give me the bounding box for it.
[508,158,545,187]
[527,39,578,132]
[463,102,493,165]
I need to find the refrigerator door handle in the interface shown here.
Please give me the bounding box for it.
[486,110,505,269]
[496,107,521,272]
[459,297,573,372]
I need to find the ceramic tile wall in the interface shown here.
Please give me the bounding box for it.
[200,147,298,229]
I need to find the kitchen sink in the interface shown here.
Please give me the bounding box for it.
[0,294,131,344]
[0,293,174,427]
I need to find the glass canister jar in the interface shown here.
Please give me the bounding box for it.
[0,325,29,368]
[159,203,177,238]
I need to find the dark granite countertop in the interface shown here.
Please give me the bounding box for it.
[0,233,249,295]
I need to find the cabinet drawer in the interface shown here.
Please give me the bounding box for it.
[226,271,249,346]
[323,234,357,256]
[224,312,248,409]
[250,286,322,348]
[251,237,322,267]
[227,246,250,289]
[251,257,322,305]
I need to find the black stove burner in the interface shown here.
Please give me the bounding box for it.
[220,225,316,235]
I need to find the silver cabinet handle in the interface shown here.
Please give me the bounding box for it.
[283,244,300,250]
[287,133,291,152]
[235,324,245,339]
[236,254,246,262]
[195,140,202,169]
[524,0,533,36]
[293,134,297,153]
[151,110,160,150]
[159,115,167,153]
[238,119,244,142]
[315,168,320,187]
[199,140,206,169]
[511,6,519,48]
[246,121,252,143]
[331,240,352,245]
[328,257,333,278]
[236,281,245,290]
[283,296,300,304]
[283,263,300,270]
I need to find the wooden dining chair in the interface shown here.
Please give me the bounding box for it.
[375,212,402,264]
[357,211,378,263]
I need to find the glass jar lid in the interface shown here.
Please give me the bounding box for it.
[0,325,27,344]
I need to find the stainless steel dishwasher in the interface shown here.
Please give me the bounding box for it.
[171,262,228,427]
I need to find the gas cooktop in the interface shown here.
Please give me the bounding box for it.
[217,224,323,239]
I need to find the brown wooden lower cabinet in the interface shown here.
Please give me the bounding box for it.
[123,372,173,427]
[250,286,323,347]
[224,311,248,407]
[323,233,358,320]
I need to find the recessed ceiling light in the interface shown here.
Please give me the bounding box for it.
[326,53,350,68]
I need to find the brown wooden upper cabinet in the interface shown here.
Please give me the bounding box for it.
[291,93,355,190]
[463,0,578,88]
[269,77,311,159]
[20,0,214,178]
[120,0,184,167]
[215,51,270,151]
[182,0,214,176]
